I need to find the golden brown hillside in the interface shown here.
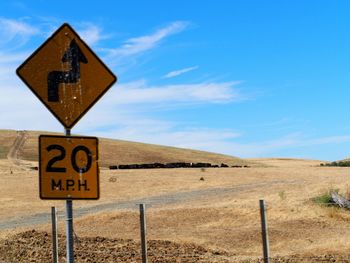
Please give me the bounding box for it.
[1,129,255,167]
[0,130,18,159]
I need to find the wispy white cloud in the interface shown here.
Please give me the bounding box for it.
[104,80,242,106]
[0,18,39,47]
[0,18,39,37]
[307,135,350,145]
[0,18,113,48]
[75,99,350,159]
[0,52,28,63]
[78,23,110,46]
[262,133,350,150]
[71,78,243,136]
[75,109,242,155]
[153,129,240,150]
[212,133,350,158]
[94,126,241,152]
[104,21,189,58]
[0,78,61,131]
[163,66,198,78]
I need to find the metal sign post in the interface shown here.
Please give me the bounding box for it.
[65,128,74,263]
[51,207,59,263]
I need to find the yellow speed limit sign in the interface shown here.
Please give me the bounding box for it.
[39,135,99,200]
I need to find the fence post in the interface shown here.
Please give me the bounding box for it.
[259,199,270,263]
[139,204,148,263]
[66,200,74,263]
[51,206,59,263]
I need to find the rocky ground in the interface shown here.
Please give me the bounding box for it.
[1,230,350,262]
[0,230,232,263]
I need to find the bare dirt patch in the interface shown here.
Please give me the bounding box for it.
[0,230,232,263]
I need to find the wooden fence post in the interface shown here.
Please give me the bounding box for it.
[51,206,59,263]
[259,200,270,263]
[139,204,148,263]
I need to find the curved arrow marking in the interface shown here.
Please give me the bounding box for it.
[47,39,88,102]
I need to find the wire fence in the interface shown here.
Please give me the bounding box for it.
[2,199,350,262]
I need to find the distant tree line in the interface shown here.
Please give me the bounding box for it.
[321,161,350,167]
[109,162,250,170]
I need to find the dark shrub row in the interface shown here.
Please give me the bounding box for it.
[321,161,350,167]
[109,162,249,170]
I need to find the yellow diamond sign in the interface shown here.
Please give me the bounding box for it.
[16,23,117,128]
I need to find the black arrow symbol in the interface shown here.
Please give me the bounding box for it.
[47,39,88,102]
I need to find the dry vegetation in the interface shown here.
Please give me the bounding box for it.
[0,130,18,159]
[2,130,350,262]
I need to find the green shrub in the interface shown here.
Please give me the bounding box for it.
[339,161,350,167]
[312,188,339,205]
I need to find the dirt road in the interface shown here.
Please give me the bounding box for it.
[0,179,293,230]
[6,130,27,167]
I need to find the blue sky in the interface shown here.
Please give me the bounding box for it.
[1,1,350,161]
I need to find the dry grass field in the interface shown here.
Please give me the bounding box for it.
[0,130,18,159]
[2,130,350,262]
